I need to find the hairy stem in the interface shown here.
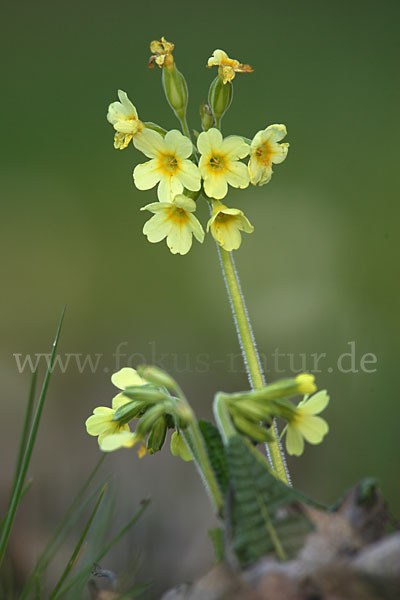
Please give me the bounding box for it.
[217,247,291,485]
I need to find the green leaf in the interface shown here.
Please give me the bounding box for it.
[227,436,313,566]
[198,420,229,496]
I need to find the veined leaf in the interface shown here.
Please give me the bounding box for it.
[198,420,229,496]
[227,435,313,565]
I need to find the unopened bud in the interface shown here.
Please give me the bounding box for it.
[137,365,177,392]
[122,385,167,403]
[200,103,215,131]
[113,399,147,424]
[146,416,167,454]
[230,400,273,425]
[162,63,188,122]
[208,76,233,125]
[232,415,272,443]
[136,403,168,437]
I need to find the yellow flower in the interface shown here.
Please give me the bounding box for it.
[107,90,144,150]
[248,125,289,186]
[207,49,254,84]
[85,368,147,452]
[85,398,135,452]
[148,36,174,69]
[207,200,254,252]
[141,194,204,255]
[285,391,329,456]
[133,129,201,202]
[197,128,250,200]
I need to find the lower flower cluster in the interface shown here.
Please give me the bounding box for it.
[86,368,329,459]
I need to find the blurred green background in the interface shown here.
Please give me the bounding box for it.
[1,0,399,596]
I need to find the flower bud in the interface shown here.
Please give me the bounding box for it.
[146,415,167,454]
[122,385,167,403]
[162,63,188,122]
[232,415,272,443]
[230,400,273,424]
[200,103,215,131]
[137,365,178,392]
[208,76,233,125]
[136,403,168,438]
[113,399,147,424]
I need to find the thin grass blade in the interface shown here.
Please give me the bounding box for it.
[19,456,106,599]
[0,307,66,567]
[54,499,150,599]
[49,485,107,599]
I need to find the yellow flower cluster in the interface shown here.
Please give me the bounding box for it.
[106,45,289,255]
[86,368,146,452]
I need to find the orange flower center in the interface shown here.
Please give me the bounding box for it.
[167,206,190,225]
[255,142,272,165]
[160,154,179,174]
[208,154,226,172]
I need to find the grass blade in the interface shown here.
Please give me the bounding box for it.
[19,456,106,599]
[54,499,151,599]
[49,485,107,599]
[10,370,37,499]
[0,307,65,567]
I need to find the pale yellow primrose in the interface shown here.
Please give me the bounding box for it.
[133,129,201,202]
[107,90,144,150]
[249,125,289,186]
[285,390,329,456]
[207,49,254,84]
[85,368,146,452]
[207,200,254,252]
[198,128,250,200]
[141,195,204,255]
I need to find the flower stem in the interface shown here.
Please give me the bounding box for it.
[217,247,291,485]
[182,418,223,514]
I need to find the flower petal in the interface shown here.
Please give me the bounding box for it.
[225,161,250,188]
[111,367,146,390]
[177,160,201,191]
[133,128,164,158]
[301,391,330,415]
[203,174,228,199]
[167,223,193,255]
[163,130,193,159]
[143,212,171,243]
[133,160,160,190]
[286,425,305,456]
[197,128,223,155]
[99,431,136,452]
[221,136,250,159]
[157,175,183,202]
[297,415,329,444]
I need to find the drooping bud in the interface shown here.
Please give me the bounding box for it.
[200,103,215,131]
[136,403,169,438]
[146,415,168,454]
[208,76,233,126]
[112,399,147,424]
